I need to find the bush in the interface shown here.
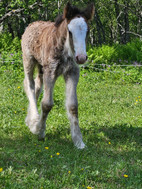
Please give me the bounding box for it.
[87,39,142,66]
[0,33,21,52]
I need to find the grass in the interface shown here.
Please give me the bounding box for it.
[0,57,142,189]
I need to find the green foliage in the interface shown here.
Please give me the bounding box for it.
[88,45,117,65]
[87,39,142,66]
[0,51,23,82]
[0,33,21,52]
[115,39,142,63]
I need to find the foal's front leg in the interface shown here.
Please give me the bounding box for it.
[64,68,85,149]
[38,71,55,140]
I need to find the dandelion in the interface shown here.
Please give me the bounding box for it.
[22,108,24,111]
[68,171,71,174]
[81,168,84,171]
[45,147,49,150]
[138,96,140,98]
[123,174,128,178]
[134,103,137,105]
[39,150,41,152]
[0,168,3,172]
[82,185,85,187]
[56,152,60,156]
[136,100,138,102]
[14,111,17,114]
[139,99,141,102]
[17,86,20,89]
[87,186,92,189]
[108,141,111,144]
[50,155,53,158]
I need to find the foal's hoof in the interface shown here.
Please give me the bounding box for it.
[38,137,45,142]
[74,140,86,149]
[30,126,40,135]
[38,131,45,141]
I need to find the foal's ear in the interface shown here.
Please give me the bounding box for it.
[63,2,73,20]
[83,3,95,21]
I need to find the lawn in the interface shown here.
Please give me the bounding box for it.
[0,57,142,189]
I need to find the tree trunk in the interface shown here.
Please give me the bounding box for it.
[94,9,105,45]
[114,0,123,43]
[124,1,130,43]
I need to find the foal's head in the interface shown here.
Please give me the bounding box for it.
[63,3,94,64]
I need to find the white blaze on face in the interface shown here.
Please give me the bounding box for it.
[68,17,88,64]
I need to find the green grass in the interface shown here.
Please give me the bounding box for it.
[0,58,142,189]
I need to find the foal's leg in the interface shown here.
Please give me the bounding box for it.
[64,67,85,149]
[35,65,43,101]
[23,55,40,134]
[38,70,55,140]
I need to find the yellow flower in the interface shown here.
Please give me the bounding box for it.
[0,168,3,172]
[45,147,49,150]
[17,86,20,89]
[81,168,84,171]
[39,150,41,152]
[87,186,92,189]
[68,171,71,174]
[123,174,128,178]
[14,111,17,114]
[50,155,53,158]
[134,103,137,105]
[22,108,24,111]
[138,96,140,98]
[136,100,138,102]
[8,89,10,91]
[139,99,141,102]
[82,185,85,187]
[34,144,37,146]
[108,141,111,144]
[56,152,60,156]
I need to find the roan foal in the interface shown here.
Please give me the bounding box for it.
[21,3,94,149]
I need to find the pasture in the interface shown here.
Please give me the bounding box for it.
[0,52,142,188]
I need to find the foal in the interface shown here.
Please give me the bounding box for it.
[21,3,94,149]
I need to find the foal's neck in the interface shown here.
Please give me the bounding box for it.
[57,20,74,59]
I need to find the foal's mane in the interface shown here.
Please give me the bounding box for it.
[55,5,83,27]
[55,15,64,27]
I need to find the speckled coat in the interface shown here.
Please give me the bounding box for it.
[21,3,94,149]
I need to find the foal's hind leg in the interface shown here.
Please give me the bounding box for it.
[23,55,40,134]
[38,69,56,140]
[35,65,43,101]
[64,67,85,149]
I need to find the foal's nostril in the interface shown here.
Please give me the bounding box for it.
[76,55,87,64]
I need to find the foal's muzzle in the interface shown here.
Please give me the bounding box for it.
[76,55,88,64]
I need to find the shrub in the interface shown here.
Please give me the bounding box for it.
[0,33,21,52]
[87,39,142,66]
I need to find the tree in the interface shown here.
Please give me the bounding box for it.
[0,0,141,45]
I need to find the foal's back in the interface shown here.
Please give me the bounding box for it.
[22,21,56,63]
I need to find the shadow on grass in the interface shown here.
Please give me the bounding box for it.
[85,122,142,145]
[0,123,141,188]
